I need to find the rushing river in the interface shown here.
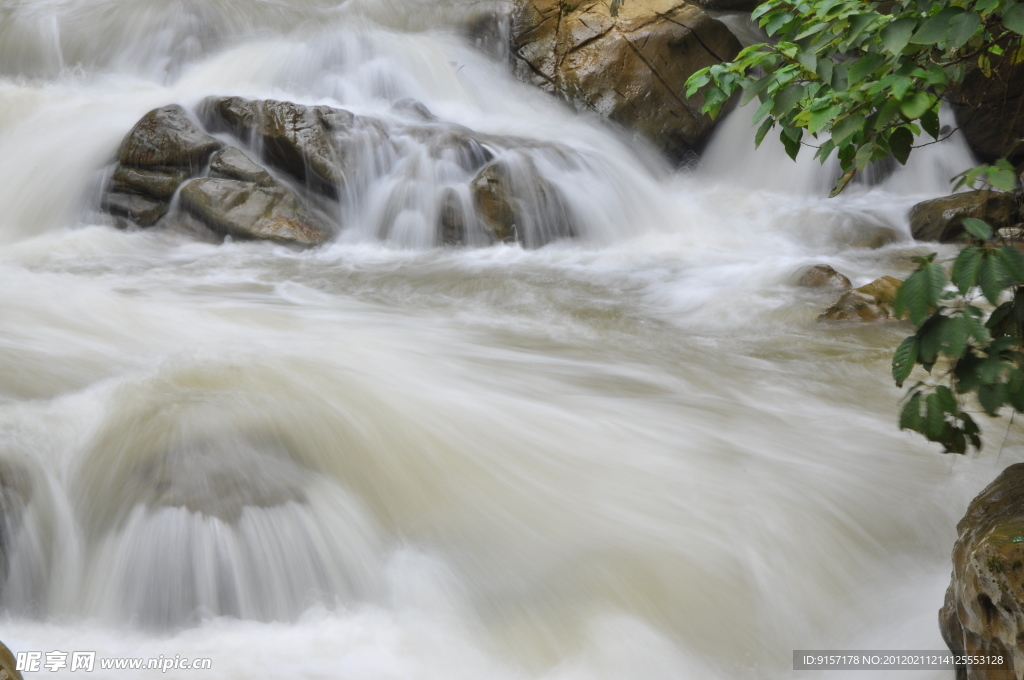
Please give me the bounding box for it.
[0,1,1018,678]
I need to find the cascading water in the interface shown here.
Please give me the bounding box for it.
[0,1,1018,678]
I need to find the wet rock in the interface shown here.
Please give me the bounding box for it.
[819,276,902,322]
[117,104,223,171]
[198,96,352,198]
[102,192,168,228]
[208,147,275,187]
[510,0,742,162]
[940,463,1024,680]
[178,178,332,247]
[392,98,438,122]
[437,188,468,246]
[464,6,511,59]
[471,158,576,247]
[798,264,852,291]
[909,190,1020,243]
[111,166,191,201]
[0,639,24,680]
[950,50,1024,167]
[427,131,495,172]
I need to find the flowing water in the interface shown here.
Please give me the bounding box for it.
[0,1,1018,678]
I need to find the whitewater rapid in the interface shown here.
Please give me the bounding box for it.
[0,1,1016,678]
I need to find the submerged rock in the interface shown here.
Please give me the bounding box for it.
[471,158,575,247]
[179,178,332,247]
[798,264,852,291]
[436,188,468,246]
[909,191,1020,243]
[0,459,33,595]
[819,276,902,322]
[510,0,741,162]
[940,463,1024,680]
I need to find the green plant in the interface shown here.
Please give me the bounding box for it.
[684,0,1024,452]
[891,219,1024,453]
[684,0,1024,195]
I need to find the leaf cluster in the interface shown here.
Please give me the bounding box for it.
[684,0,1024,194]
[892,222,1024,453]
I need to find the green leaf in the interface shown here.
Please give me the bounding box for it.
[890,127,913,164]
[773,83,805,117]
[900,391,924,431]
[948,11,981,48]
[989,166,1018,191]
[831,115,865,146]
[951,246,983,293]
[934,385,958,413]
[848,54,886,84]
[881,17,918,54]
[998,246,1024,282]
[781,127,801,160]
[1005,3,1024,34]
[979,250,1010,304]
[962,217,994,240]
[765,11,796,35]
[910,8,961,46]
[942,314,969,357]
[899,92,934,120]
[894,259,946,325]
[893,336,919,387]
[921,108,941,140]
[816,58,833,84]
[925,392,948,439]
[809,105,843,133]
[978,382,1007,416]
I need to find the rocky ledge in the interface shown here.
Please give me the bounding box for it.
[101,98,581,248]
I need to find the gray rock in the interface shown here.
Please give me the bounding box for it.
[0,459,33,597]
[909,190,1020,243]
[178,178,332,246]
[437,188,468,246]
[116,104,223,171]
[102,192,168,227]
[111,165,191,200]
[208,147,275,187]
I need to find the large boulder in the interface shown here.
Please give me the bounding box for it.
[510,0,742,162]
[819,276,902,322]
[198,97,353,199]
[909,191,1020,243]
[950,52,1024,167]
[471,157,576,247]
[940,464,1024,680]
[179,176,332,247]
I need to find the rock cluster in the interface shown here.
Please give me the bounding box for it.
[819,276,903,322]
[941,464,1024,680]
[101,98,580,248]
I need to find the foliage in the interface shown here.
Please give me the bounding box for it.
[891,228,1024,453]
[684,0,1024,195]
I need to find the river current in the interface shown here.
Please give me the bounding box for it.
[0,1,1016,678]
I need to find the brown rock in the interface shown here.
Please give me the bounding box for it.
[470,158,576,247]
[0,638,24,680]
[510,0,741,162]
[939,463,1024,680]
[102,192,168,228]
[798,264,852,291]
[111,166,191,200]
[819,276,902,322]
[909,191,1020,243]
[178,178,332,247]
[208,147,275,187]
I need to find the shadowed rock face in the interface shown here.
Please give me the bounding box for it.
[940,464,1024,680]
[510,0,741,162]
[471,157,576,247]
[909,191,1021,243]
[198,97,351,199]
[951,50,1024,168]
